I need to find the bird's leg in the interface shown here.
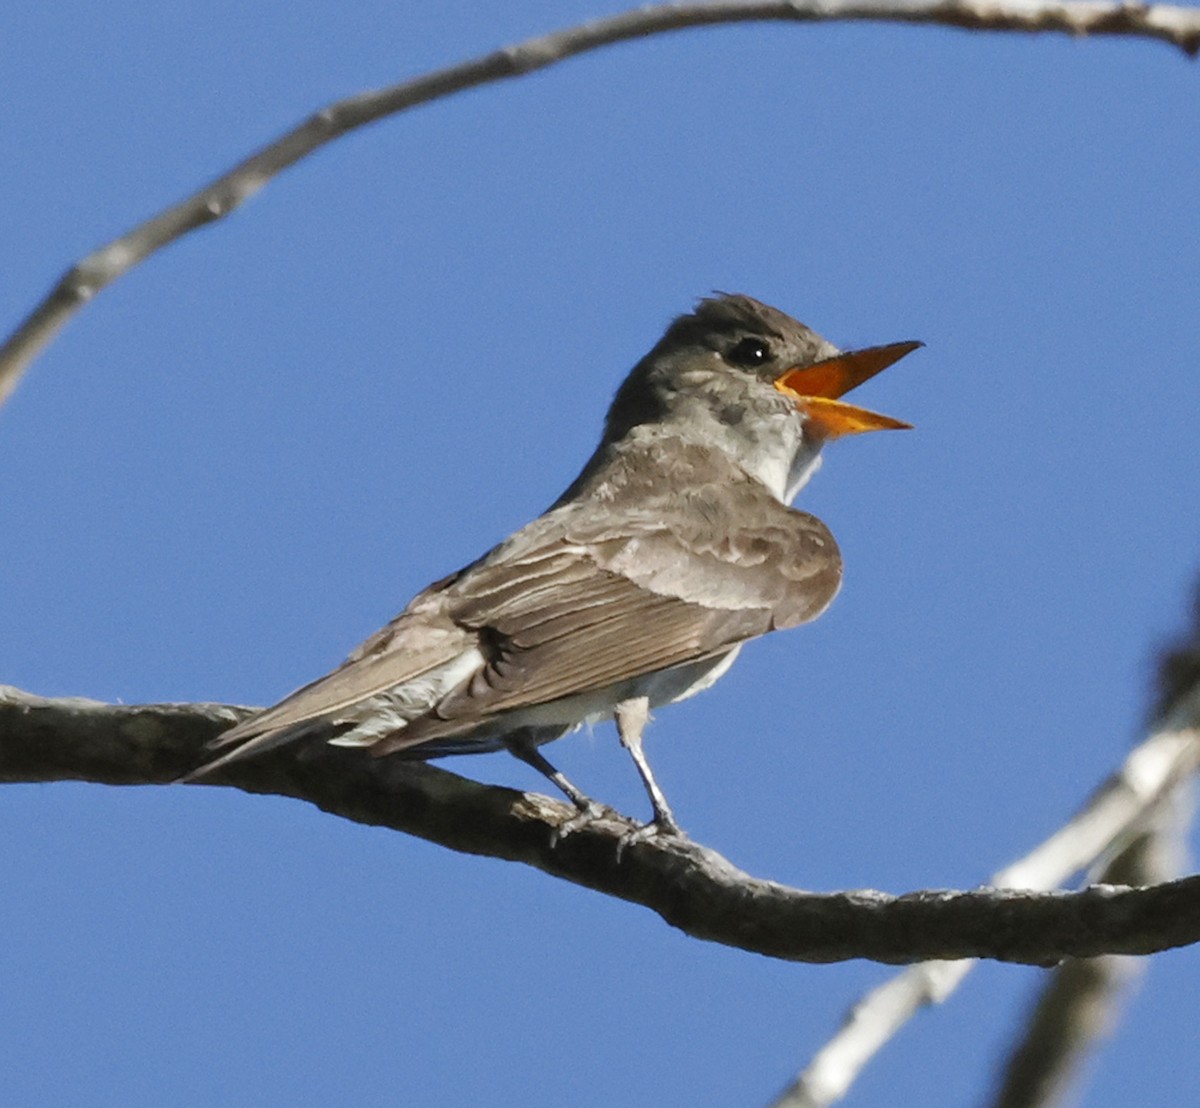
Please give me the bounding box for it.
[615,697,683,839]
[504,733,610,839]
[506,736,590,807]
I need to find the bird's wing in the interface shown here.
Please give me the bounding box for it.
[196,480,841,770]
[372,487,841,752]
[193,589,478,768]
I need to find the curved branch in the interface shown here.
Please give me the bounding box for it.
[2,0,1198,406]
[3,683,1200,968]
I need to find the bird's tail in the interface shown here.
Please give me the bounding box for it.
[177,716,326,783]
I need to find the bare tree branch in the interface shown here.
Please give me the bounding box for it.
[986,825,1171,1108]
[3,683,1200,970]
[767,706,1200,1105]
[985,587,1200,1108]
[2,0,1198,407]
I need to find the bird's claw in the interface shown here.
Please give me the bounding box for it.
[551,802,686,857]
[551,800,614,845]
[615,815,686,861]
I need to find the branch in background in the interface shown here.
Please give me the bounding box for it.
[986,807,1187,1108]
[1152,581,1200,727]
[3,684,1200,971]
[2,0,1199,406]
[768,719,1200,1105]
[985,583,1200,1108]
[992,961,1138,1108]
[773,586,1200,1108]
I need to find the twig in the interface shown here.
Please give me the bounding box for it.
[2,0,1199,406]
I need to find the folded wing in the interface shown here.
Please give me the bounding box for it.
[193,476,841,771]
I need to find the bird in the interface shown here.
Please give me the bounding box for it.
[187,294,918,837]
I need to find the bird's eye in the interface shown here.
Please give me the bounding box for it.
[726,337,772,367]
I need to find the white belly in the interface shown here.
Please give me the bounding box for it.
[483,645,743,733]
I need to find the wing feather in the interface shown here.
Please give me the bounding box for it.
[403,485,842,739]
[204,613,474,755]
[198,441,844,771]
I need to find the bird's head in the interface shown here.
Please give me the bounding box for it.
[603,293,919,502]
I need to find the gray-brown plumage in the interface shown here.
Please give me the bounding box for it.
[189,294,918,834]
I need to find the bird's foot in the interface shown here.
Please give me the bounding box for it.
[615,814,687,861]
[551,800,687,856]
[551,800,617,845]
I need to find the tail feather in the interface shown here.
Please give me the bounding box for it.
[179,716,330,783]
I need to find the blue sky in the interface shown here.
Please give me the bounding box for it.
[3,3,1199,1104]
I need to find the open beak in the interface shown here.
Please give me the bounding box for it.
[798,396,912,439]
[773,339,920,440]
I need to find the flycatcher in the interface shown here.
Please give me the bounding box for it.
[189,294,918,835]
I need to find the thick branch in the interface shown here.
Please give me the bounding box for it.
[4,684,1200,968]
[2,0,1198,406]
